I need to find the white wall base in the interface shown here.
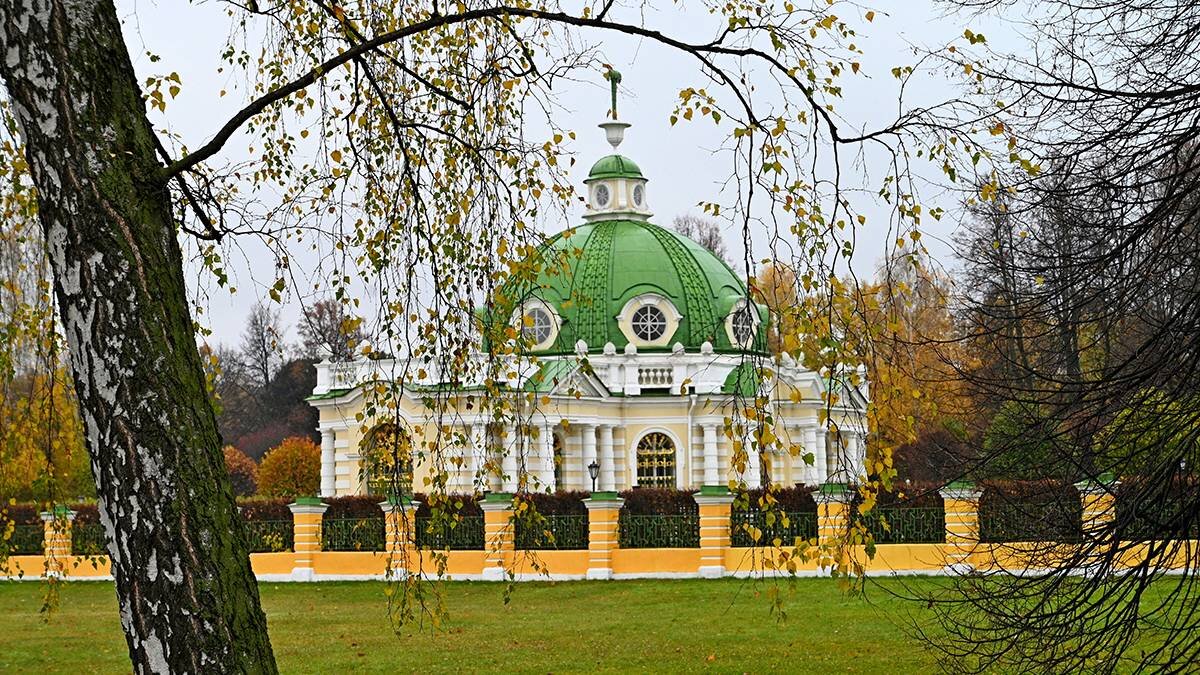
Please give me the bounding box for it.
[586,568,614,580]
[290,567,317,581]
[698,565,725,579]
[481,566,507,581]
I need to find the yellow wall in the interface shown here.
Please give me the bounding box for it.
[7,540,1199,581]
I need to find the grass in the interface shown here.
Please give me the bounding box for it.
[0,577,939,673]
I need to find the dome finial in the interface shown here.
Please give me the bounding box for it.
[599,68,630,150]
[605,67,623,120]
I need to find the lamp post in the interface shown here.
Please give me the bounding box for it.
[588,460,600,492]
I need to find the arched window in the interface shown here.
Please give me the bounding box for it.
[636,432,676,488]
[362,423,414,497]
[552,432,565,490]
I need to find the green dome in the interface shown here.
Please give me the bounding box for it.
[498,219,768,354]
[587,155,643,181]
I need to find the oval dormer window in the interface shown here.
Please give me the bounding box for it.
[631,305,668,341]
[595,183,611,208]
[732,305,756,344]
[632,183,645,207]
[522,306,555,346]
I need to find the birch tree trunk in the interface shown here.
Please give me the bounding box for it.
[0,1,277,672]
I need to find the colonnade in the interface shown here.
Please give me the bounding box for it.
[318,418,868,498]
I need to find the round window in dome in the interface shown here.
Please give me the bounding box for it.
[731,305,757,345]
[631,305,668,341]
[632,183,645,207]
[595,184,611,208]
[522,307,555,346]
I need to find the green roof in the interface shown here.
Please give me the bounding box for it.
[490,219,768,354]
[522,359,579,393]
[306,387,353,401]
[721,361,763,396]
[587,155,643,181]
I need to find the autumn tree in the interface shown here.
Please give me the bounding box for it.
[672,214,732,267]
[297,298,367,361]
[239,301,285,390]
[925,2,1200,670]
[223,446,258,498]
[256,437,320,499]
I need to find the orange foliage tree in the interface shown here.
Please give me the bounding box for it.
[223,446,258,498]
[753,253,973,491]
[256,437,319,499]
[0,369,93,503]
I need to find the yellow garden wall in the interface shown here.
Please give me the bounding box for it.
[5,541,1198,582]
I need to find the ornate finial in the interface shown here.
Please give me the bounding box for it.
[605,68,623,120]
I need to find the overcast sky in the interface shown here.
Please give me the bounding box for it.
[114,1,1023,349]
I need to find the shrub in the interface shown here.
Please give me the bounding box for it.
[236,497,293,521]
[519,490,589,515]
[732,485,817,514]
[325,495,385,520]
[223,445,258,497]
[257,437,320,498]
[414,493,482,518]
[618,488,698,515]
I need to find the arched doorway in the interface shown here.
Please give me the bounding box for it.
[361,423,414,497]
[636,431,676,488]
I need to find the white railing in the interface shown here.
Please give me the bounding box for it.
[313,351,758,397]
[637,366,673,388]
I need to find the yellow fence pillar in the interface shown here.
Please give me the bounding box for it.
[939,481,983,573]
[39,506,75,578]
[1074,472,1119,539]
[694,486,734,578]
[480,492,513,581]
[379,497,422,578]
[288,497,328,581]
[583,491,623,580]
[817,483,852,571]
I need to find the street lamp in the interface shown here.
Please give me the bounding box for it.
[587,460,600,492]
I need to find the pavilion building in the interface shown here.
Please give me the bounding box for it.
[307,113,868,498]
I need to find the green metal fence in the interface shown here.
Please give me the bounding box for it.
[322,517,385,551]
[860,507,946,544]
[730,510,818,547]
[1116,500,1200,541]
[415,515,485,550]
[618,513,700,548]
[514,514,588,550]
[71,522,108,555]
[243,519,294,553]
[2,523,43,555]
[980,503,1083,543]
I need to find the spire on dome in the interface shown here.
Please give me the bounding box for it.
[600,68,630,149]
[605,67,623,119]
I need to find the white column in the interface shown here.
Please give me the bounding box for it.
[540,423,555,490]
[319,429,336,497]
[581,424,597,491]
[598,425,615,490]
[499,424,518,492]
[746,429,763,489]
[803,424,821,486]
[468,423,485,492]
[847,431,864,481]
[702,423,719,486]
[812,423,828,483]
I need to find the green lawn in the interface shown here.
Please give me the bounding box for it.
[0,578,939,673]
